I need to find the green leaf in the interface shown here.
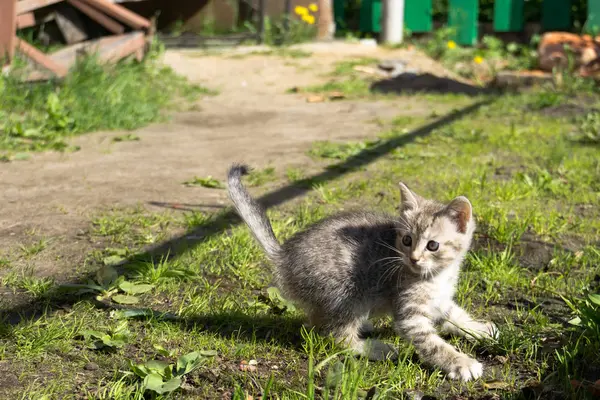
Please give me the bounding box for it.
[96,265,119,287]
[199,350,217,357]
[102,255,126,267]
[112,294,140,304]
[144,360,172,378]
[161,377,183,393]
[130,363,149,378]
[110,308,154,320]
[119,281,155,295]
[568,316,582,326]
[588,293,600,306]
[82,330,106,340]
[176,351,202,376]
[153,344,174,357]
[143,373,165,393]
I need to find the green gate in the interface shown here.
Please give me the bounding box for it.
[335,0,599,46]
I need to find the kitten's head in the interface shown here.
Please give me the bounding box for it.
[395,183,475,277]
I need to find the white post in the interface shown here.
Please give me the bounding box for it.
[381,0,404,45]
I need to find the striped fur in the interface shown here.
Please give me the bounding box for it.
[228,167,497,381]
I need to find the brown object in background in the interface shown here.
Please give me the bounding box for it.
[0,0,17,65]
[538,32,600,75]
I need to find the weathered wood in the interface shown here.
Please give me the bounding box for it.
[17,0,63,14]
[78,0,150,29]
[50,31,145,68]
[16,37,69,76]
[67,0,124,34]
[0,0,17,65]
[55,4,88,44]
[16,12,36,29]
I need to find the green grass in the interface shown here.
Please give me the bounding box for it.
[0,45,213,156]
[1,86,600,399]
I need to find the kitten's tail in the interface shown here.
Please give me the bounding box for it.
[227,164,281,260]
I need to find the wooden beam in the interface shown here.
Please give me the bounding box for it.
[0,0,17,65]
[16,37,69,77]
[78,0,150,29]
[16,12,36,29]
[55,4,88,44]
[50,31,145,68]
[67,0,124,34]
[17,0,63,14]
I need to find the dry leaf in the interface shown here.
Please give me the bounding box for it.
[353,65,382,75]
[306,95,325,103]
[328,91,345,100]
[483,380,511,390]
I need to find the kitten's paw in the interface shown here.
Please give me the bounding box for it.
[364,339,398,362]
[446,356,483,381]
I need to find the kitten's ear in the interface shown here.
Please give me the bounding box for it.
[445,196,472,234]
[399,182,422,211]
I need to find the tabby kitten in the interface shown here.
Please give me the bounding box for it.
[227,164,497,381]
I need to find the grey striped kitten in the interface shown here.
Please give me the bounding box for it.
[227,164,497,381]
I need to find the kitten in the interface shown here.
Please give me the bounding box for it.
[227,164,497,381]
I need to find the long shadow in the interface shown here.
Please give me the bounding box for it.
[1,98,494,325]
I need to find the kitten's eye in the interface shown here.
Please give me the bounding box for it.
[426,241,439,251]
[401,235,412,247]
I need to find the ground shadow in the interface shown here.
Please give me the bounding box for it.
[0,98,494,326]
[370,73,490,96]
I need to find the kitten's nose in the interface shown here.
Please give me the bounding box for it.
[410,257,419,264]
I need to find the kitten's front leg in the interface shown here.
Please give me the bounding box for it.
[395,304,483,381]
[440,302,498,340]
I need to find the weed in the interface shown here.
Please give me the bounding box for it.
[1,45,210,154]
[246,166,276,186]
[129,350,216,394]
[82,321,131,350]
[183,175,224,188]
[576,111,600,143]
[112,133,140,142]
[19,238,48,257]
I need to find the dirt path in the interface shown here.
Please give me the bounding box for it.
[0,42,460,278]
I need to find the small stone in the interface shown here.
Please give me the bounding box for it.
[84,362,99,371]
[494,355,508,364]
[248,359,258,366]
[271,365,279,370]
[239,360,257,372]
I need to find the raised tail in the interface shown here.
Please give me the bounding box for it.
[227,164,281,260]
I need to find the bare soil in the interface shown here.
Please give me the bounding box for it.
[0,41,464,280]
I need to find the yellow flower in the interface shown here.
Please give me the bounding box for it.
[302,14,315,25]
[309,3,318,12]
[447,40,457,49]
[473,56,484,64]
[295,6,308,16]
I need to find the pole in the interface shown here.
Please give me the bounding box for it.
[317,0,335,40]
[381,0,404,45]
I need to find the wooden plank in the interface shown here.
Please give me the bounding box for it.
[55,4,88,44]
[16,12,36,29]
[0,0,17,65]
[16,37,69,76]
[78,0,150,29]
[17,0,63,14]
[50,31,145,68]
[67,0,124,34]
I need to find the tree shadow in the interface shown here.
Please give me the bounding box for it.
[0,98,495,326]
[370,73,491,96]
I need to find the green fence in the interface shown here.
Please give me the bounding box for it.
[335,0,600,45]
